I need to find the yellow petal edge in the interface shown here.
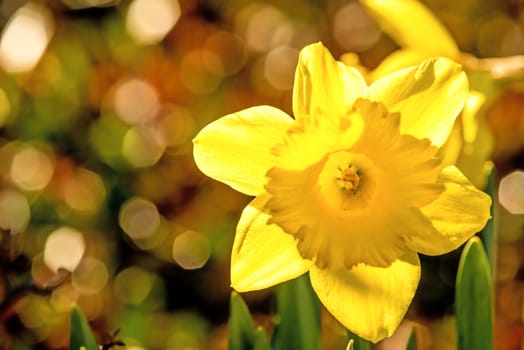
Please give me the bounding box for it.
[231,195,311,291]
[193,106,292,196]
[310,252,421,343]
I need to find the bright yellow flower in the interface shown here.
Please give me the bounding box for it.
[193,43,491,343]
[360,0,459,80]
[361,0,495,189]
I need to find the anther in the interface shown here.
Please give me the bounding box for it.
[337,165,360,193]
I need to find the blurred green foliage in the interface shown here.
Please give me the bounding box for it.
[455,237,493,350]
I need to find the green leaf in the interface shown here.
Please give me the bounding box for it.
[253,327,271,350]
[346,330,371,350]
[346,339,354,350]
[69,306,99,350]
[479,165,497,277]
[273,274,320,350]
[360,0,459,57]
[455,237,493,350]
[406,328,417,350]
[228,291,257,350]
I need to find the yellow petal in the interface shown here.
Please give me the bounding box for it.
[371,48,432,81]
[309,252,420,343]
[461,91,486,144]
[293,42,367,120]
[271,109,364,171]
[361,0,459,57]
[267,100,443,269]
[406,165,492,255]
[454,91,493,189]
[231,195,311,292]
[193,106,292,196]
[369,57,468,147]
[454,125,493,189]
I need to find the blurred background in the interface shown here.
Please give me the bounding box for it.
[0,0,523,349]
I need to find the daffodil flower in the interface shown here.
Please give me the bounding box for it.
[193,43,491,343]
[361,0,495,188]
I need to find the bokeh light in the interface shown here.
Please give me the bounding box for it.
[62,168,106,213]
[496,244,520,282]
[0,2,54,73]
[88,113,129,169]
[72,256,109,295]
[179,50,224,94]
[119,197,161,240]
[113,78,160,125]
[122,124,166,167]
[0,188,30,234]
[240,4,293,52]
[499,170,524,214]
[172,230,211,270]
[332,2,381,52]
[126,0,181,45]
[204,31,247,76]
[477,15,524,57]
[157,104,195,148]
[114,267,154,304]
[15,295,54,334]
[44,227,86,272]
[10,145,54,191]
[61,0,119,10]
[264,46,298,90]
[50,283,79,313]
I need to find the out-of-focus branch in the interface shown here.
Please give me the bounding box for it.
[1,229,71,322]
[0,269,71,322]
[460,53,524,82]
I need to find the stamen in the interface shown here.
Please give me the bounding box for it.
[337,165,360,193]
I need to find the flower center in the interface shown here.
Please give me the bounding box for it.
[318,151,377,213]
[337,165,360,193]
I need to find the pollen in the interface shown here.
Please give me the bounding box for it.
[337,165,360,193]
